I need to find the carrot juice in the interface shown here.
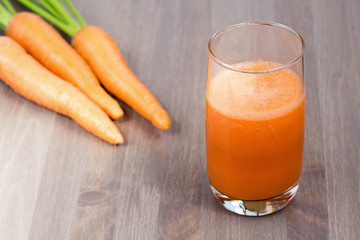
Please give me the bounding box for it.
[206,61,305,200]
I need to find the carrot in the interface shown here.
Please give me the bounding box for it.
[17,0,171,130]
[72,26,171,130]
[0,36,123,144]
[1,5,123,120]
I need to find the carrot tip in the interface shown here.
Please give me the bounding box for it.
[113,134,124,145]
[152,110,171,130]
[110,107,124,120]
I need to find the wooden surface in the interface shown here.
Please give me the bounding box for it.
[0,0,359,239]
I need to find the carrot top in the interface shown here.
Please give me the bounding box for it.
[0,0,15,30]
[16,0,84,37]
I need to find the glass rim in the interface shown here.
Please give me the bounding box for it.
[208,21,305,74]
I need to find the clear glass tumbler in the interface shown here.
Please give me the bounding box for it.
[206,22,305,216]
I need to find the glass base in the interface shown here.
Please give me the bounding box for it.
[210,182,299,216]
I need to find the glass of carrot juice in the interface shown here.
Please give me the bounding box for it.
[206,22,305,216]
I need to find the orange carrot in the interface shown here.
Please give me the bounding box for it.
[5,12,123,120]
[17,0,171,130]
[0,36,123,144]
[72,26,171,130]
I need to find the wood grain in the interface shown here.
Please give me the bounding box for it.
[0,0,359,239]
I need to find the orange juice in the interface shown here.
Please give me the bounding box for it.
[206,61,305,200]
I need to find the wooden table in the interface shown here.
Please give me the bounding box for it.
[1,0,359,239]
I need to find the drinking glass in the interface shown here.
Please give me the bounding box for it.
[206,22,305,216]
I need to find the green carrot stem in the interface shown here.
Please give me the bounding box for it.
[16,0,87,37]
[39,0,67,23]
[16,0,79,36]
[42,0,78,28]
[0,22,5,30]
[2,0,16,15]
[0,3,12,29]
[64,0,86,27]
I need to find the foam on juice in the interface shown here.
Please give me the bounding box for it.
[207,61,304,121]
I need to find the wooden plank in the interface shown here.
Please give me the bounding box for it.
[312,0,360,240]
[27,116,86,239]
[0,89,56,240]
